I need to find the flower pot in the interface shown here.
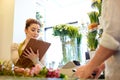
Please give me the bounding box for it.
[89,51,96,59]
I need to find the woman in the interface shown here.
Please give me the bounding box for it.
[11,18,44,68]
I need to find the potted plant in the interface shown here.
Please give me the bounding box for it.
[87,0,102,59]
[87,23,98,51]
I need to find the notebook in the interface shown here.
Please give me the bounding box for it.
[15,38,51,68]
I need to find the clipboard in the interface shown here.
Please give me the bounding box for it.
[15,38,51,68]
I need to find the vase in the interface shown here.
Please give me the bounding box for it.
[89,50,96,59]
[76,46,81,62]
[60,36,77,65]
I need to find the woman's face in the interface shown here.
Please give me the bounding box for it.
[25,23,40,39]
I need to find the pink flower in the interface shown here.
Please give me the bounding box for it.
[29,64,42,76]
[30,67,35,76]
[34,64,42,75]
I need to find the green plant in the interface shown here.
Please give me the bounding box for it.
[53,24,79,38]
[53,24,82,63]
[36,12,43,21]
[0,61,14,75]
[87,30,98,51]
[76,33,82,61]
[87,0,102,51]
[88,11,99,24]
[91,0,102,17]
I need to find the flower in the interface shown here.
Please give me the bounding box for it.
[0,61,67,79]
[91,0,102,17]
[88,23,98,30]
[53,24,79,38]
[92,0,101,3]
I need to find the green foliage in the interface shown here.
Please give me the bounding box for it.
[87,30,98,51]
[77,33,82,45]
[91,0,102,17]
[36,12,43,20]
[53,24,79,38]
[88,11,99,24]
[87,0,102,51]
[59,73,68,80]
[37,67,48,77]
[53,24,82,63]
[0,61,14,76]
[89,0,102,24]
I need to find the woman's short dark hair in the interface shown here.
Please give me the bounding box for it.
[25,18,42,29]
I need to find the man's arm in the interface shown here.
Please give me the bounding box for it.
[87,45,116,72]
[75,45,116,79]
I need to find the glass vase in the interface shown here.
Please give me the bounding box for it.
[60,36,78,65]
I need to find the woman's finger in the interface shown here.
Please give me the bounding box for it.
[23,51,29,56]
[37,49,39,56]
[25,48,31,54]
[29,47,34,53]
[23,51,30,58]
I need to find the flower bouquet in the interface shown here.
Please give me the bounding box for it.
[0,61,68,79]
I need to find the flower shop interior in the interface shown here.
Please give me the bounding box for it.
[0,0,104,79]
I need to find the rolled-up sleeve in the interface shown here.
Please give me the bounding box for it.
[100,32,120,50]
[100,0,120,51]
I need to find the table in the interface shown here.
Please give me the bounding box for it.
[0,76,73,80]
[0,76,105,80]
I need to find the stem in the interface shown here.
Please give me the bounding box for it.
[60,36,67,64]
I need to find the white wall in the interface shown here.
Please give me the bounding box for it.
[13,0,36,43]
[0,0,37,61]
[0,0,15,61]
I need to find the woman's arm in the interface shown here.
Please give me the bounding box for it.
[11,43,19,65]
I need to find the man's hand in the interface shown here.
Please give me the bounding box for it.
[75,64,94,79]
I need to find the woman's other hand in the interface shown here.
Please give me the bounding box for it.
[14,66,25,75]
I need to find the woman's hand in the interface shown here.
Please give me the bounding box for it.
[23,47,39,64]
[14,66,25,75]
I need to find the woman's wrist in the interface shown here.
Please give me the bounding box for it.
[32,57,39,65]
[32,58,44,68]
